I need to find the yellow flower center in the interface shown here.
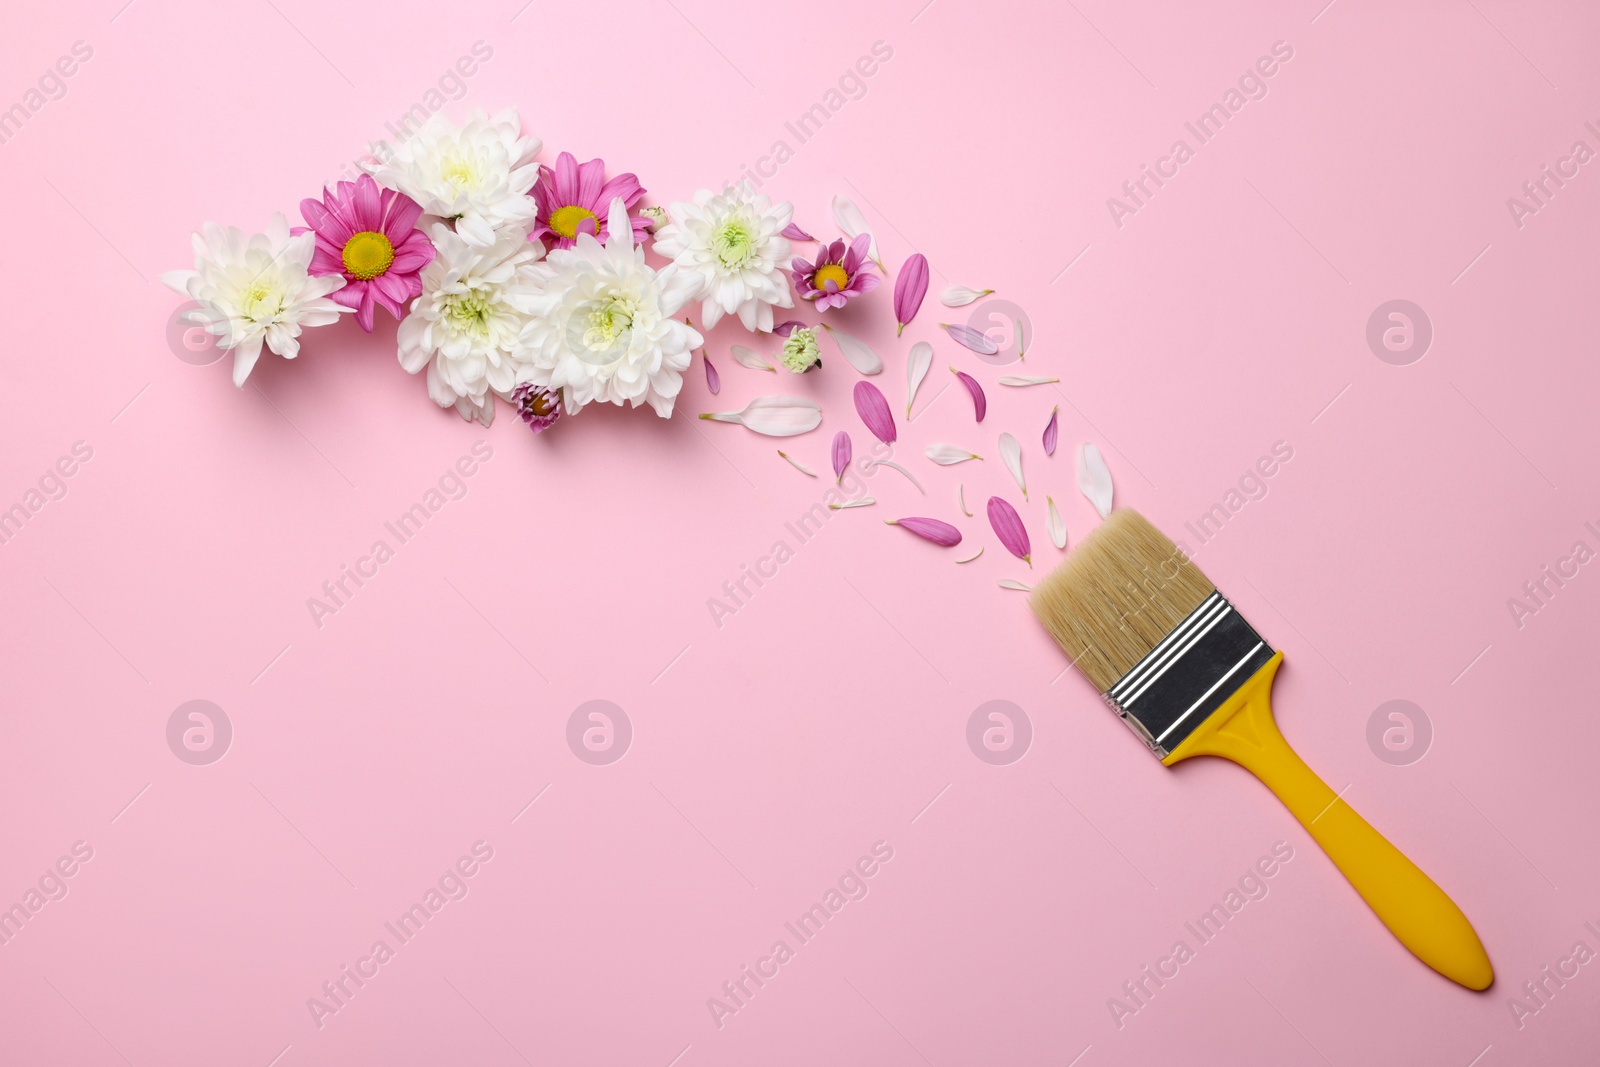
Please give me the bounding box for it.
[441,157,479,194]
[240,282,285,323]
[342,231,395,281]
[549,204,597,239]
[445,291,493,339]
[813,263,850,291]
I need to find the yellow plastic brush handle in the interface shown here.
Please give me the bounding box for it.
[1163,652,1494,991]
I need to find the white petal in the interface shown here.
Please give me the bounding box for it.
[829,497,876,510]
[1047,496,1067,549]
[823,325,882,375]
[998,376,1060,387]
[863,459,924,494]
[730,344,776,372]
[905,341,933,416]
[999,432,1026,500]
[925,444,982,465]
[1078,442,1114,518]
[940,285,995,307]
[700,395,821,437]
[998,579,1034,592]
[831,194,881,266]
[777,450,817,476]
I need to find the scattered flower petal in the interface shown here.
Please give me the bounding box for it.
[729,344,776,372]
[950,366,987,421]
[822,324,883,375]
[700,395,822,437]
[832,431,852,483]
[1047,495,1067,549]
[831,193,882,268]
[780,222,814,241]
[893,253,929,336]
[998,579,1034,592]
[941,322,999,355]
[1078,442,1114,517]
[885,516,962,546]
[830,497,876,510]
[703,354,720,394]
[853,381,896,443]
[865,459,924,494]
[956,547,984,563]
[772,319,808,336]
[905,341,933,417]
[926,444,982,465]
[999,432,1026,500]
[959,484,973,516]
[777,450,817,477]
[1042,406,1059,456]
[987,496,1031,566]
[940,285,995,307]
[998,376,1060,386]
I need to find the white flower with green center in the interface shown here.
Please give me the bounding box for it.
[364,108,541,248]
[521,198,702,417]
[781,326,821,373]
[160,214,350,387]
[397,223,543,426]
[652,184,794,332]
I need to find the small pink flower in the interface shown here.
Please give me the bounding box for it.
[530,152,650,250]
[793,234,880,311]
[511,383,562,434]
[299,174,435,332]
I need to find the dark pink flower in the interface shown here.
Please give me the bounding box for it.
[792,234,880,311]
[511,383,562,434]
[299,173,435,332]
[530,152,650,250]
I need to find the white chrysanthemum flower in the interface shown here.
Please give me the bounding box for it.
[161,214,350,387]
[521,198,702,418]
[364,108,540,247]
[397,222,543,426]
[652,184,794,332]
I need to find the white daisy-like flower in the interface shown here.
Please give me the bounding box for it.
[364,108,541,247]
[397,222,543,426]
[652,184,794,332]
[521,198,702,418]
[160,214,350,387]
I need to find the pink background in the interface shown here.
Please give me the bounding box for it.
[2,0,1598,1063]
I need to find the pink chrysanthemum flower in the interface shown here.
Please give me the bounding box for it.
[792,233,879,311]
[511,382,562,433]
[529,152,650,250]
[299,174,435,332]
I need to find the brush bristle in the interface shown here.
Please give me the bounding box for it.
[1029,509,1217,693]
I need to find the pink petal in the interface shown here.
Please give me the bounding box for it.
[987,497,1031,564]
[941,323,1000,355]
[553,152,580,201]
[852,381,896,444]
[950,366,987,421]
[781,222,814,241]
[893,253,929,335]
[886,517,962,547]
[704,354,721,395]
[576,157,606,208]
[831,431,852,482]
[1043,406,1059,456]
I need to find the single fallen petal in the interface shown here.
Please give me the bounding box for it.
[999,432,1026,500]
[940,285,995,307]
[865,458,925,494]
[831,193,882,268]
[772,320,808,336]
[700,395,822,437]
[1078,442,1114,517]
[987,496,1031,566]
[959,484,972,516]
[853,380,897,443]
[780,222,814,241]
[894,253,929,336]
[829,497,876,510]
[941,322,999,355]
[1047,495,1067,549]
[730,344,776,372]
[1042,405,1059,456]
[956,546,984,563]
[926,443,982,465]
[905,341,933,417]
[950,366,987,422]
[822,324,883,375]
[703,354,721,395]
[777,450,817,477]
[832,430,852,483]
[998,376,1060,387]
[998,579,1034,592]
[884,516,962,546]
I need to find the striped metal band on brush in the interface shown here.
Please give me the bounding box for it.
[1103,593,1276,758]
